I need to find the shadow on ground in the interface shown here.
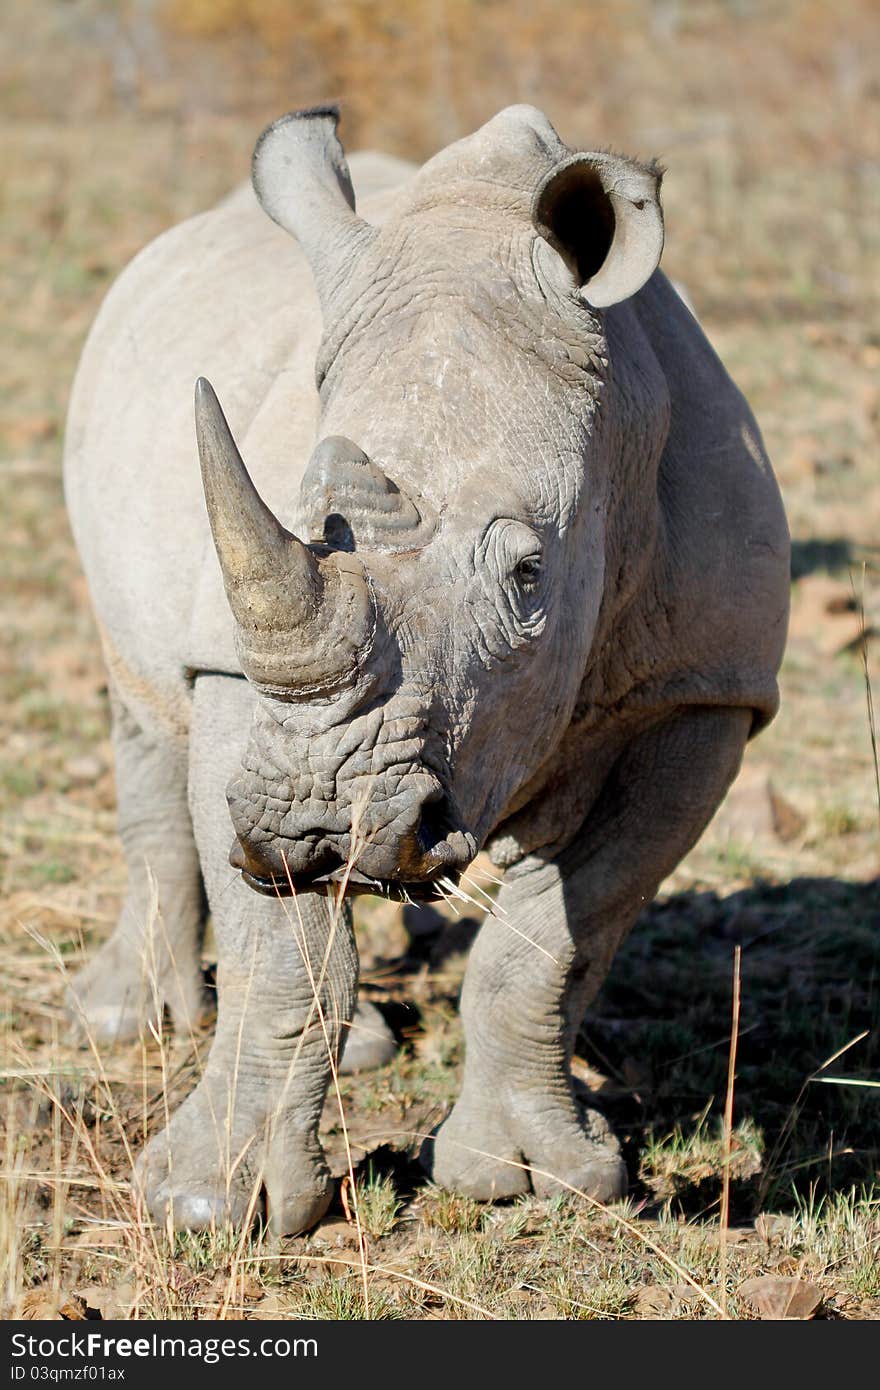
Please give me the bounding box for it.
[790,537,880,581]
[365,877,879,1218]
[582,875,880,1216]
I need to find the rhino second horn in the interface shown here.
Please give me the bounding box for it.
[302,435,425,550]
[194,377,321,634]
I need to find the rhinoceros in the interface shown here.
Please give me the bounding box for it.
[63,104,789,1233]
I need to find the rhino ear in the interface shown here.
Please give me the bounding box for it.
[252,105,376,313]
[533,151,664,308]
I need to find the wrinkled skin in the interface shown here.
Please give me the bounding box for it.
[63,106,789,1231]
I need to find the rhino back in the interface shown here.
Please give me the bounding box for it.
[63,153,414,740]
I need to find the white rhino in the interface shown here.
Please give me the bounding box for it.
[63,105,789,1233]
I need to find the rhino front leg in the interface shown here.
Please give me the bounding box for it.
[67,694,209,1043]
[136,883,356,1234]
[425,705,751,1203]
[135,674,358,1234]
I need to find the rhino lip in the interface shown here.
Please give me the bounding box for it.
[237,864,449,903]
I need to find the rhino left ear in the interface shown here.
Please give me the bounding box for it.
[252,105,377,315]
[533,151,664,308]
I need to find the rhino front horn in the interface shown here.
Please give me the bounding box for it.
[194,378,375,692]
[194,377,321,631]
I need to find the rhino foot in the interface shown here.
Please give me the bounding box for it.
[422,1092,626,1205]
[338,999,397,1073]
[134,1079,332,1236]
[66,934,213,1045]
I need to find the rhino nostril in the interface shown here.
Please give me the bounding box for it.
[414,799,474,874]
[415,797,448,858]
[228,837,279,881]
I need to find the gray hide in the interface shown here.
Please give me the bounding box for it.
[63,106,788,1231]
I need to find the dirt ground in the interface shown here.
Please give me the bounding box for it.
[1,0,878,1320]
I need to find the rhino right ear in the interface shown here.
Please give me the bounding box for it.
[252,106,377,314]
[533,151,664,308]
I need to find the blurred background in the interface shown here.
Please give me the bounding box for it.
[2,0,880,1312]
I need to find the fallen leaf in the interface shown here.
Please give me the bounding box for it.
[18,1291,63,1320]
[738,1275,822,1320]
[71,1284,136,1320]
[570,1054,612,1094]
[339,1174,354,1223]
[767,783,807,843]
[58,1294,99,1321]
[18,1291,101,1320]
[755,1212,795,1246]
[714,1226,756,1246]
[70,1226,127,1250]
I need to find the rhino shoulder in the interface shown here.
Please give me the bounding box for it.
[610,272,790,732]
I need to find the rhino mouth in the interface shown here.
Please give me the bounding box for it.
[228,793,474,903]
[236,861,451,903]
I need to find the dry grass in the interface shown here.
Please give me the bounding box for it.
[2,0,879,1320]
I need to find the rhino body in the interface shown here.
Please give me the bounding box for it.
[64,107,788,1230]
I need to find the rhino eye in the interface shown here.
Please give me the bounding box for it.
[514,554,542,589]
[480,519,545,618]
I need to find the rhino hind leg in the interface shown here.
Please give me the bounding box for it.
[67,695,210,1044]
[337,903,447,1073]
[423,706,752,1205]
[339,999,397,1072]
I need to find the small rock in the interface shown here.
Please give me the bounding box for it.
[322,1250,361,1276]
[634,1285,679,1317]
[64,754,105,787]
[713,764,775,840]
[201,1269,264,1314]
[314,1216,361,1247]
[788,574,867,655]
[738,1275,822,1320]
[714,765,806,845]
[669,1281,703,1306]
[249,1291,289,1320]
[620,1055,652,1092]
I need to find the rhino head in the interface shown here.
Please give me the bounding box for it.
[196,105,665,899]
